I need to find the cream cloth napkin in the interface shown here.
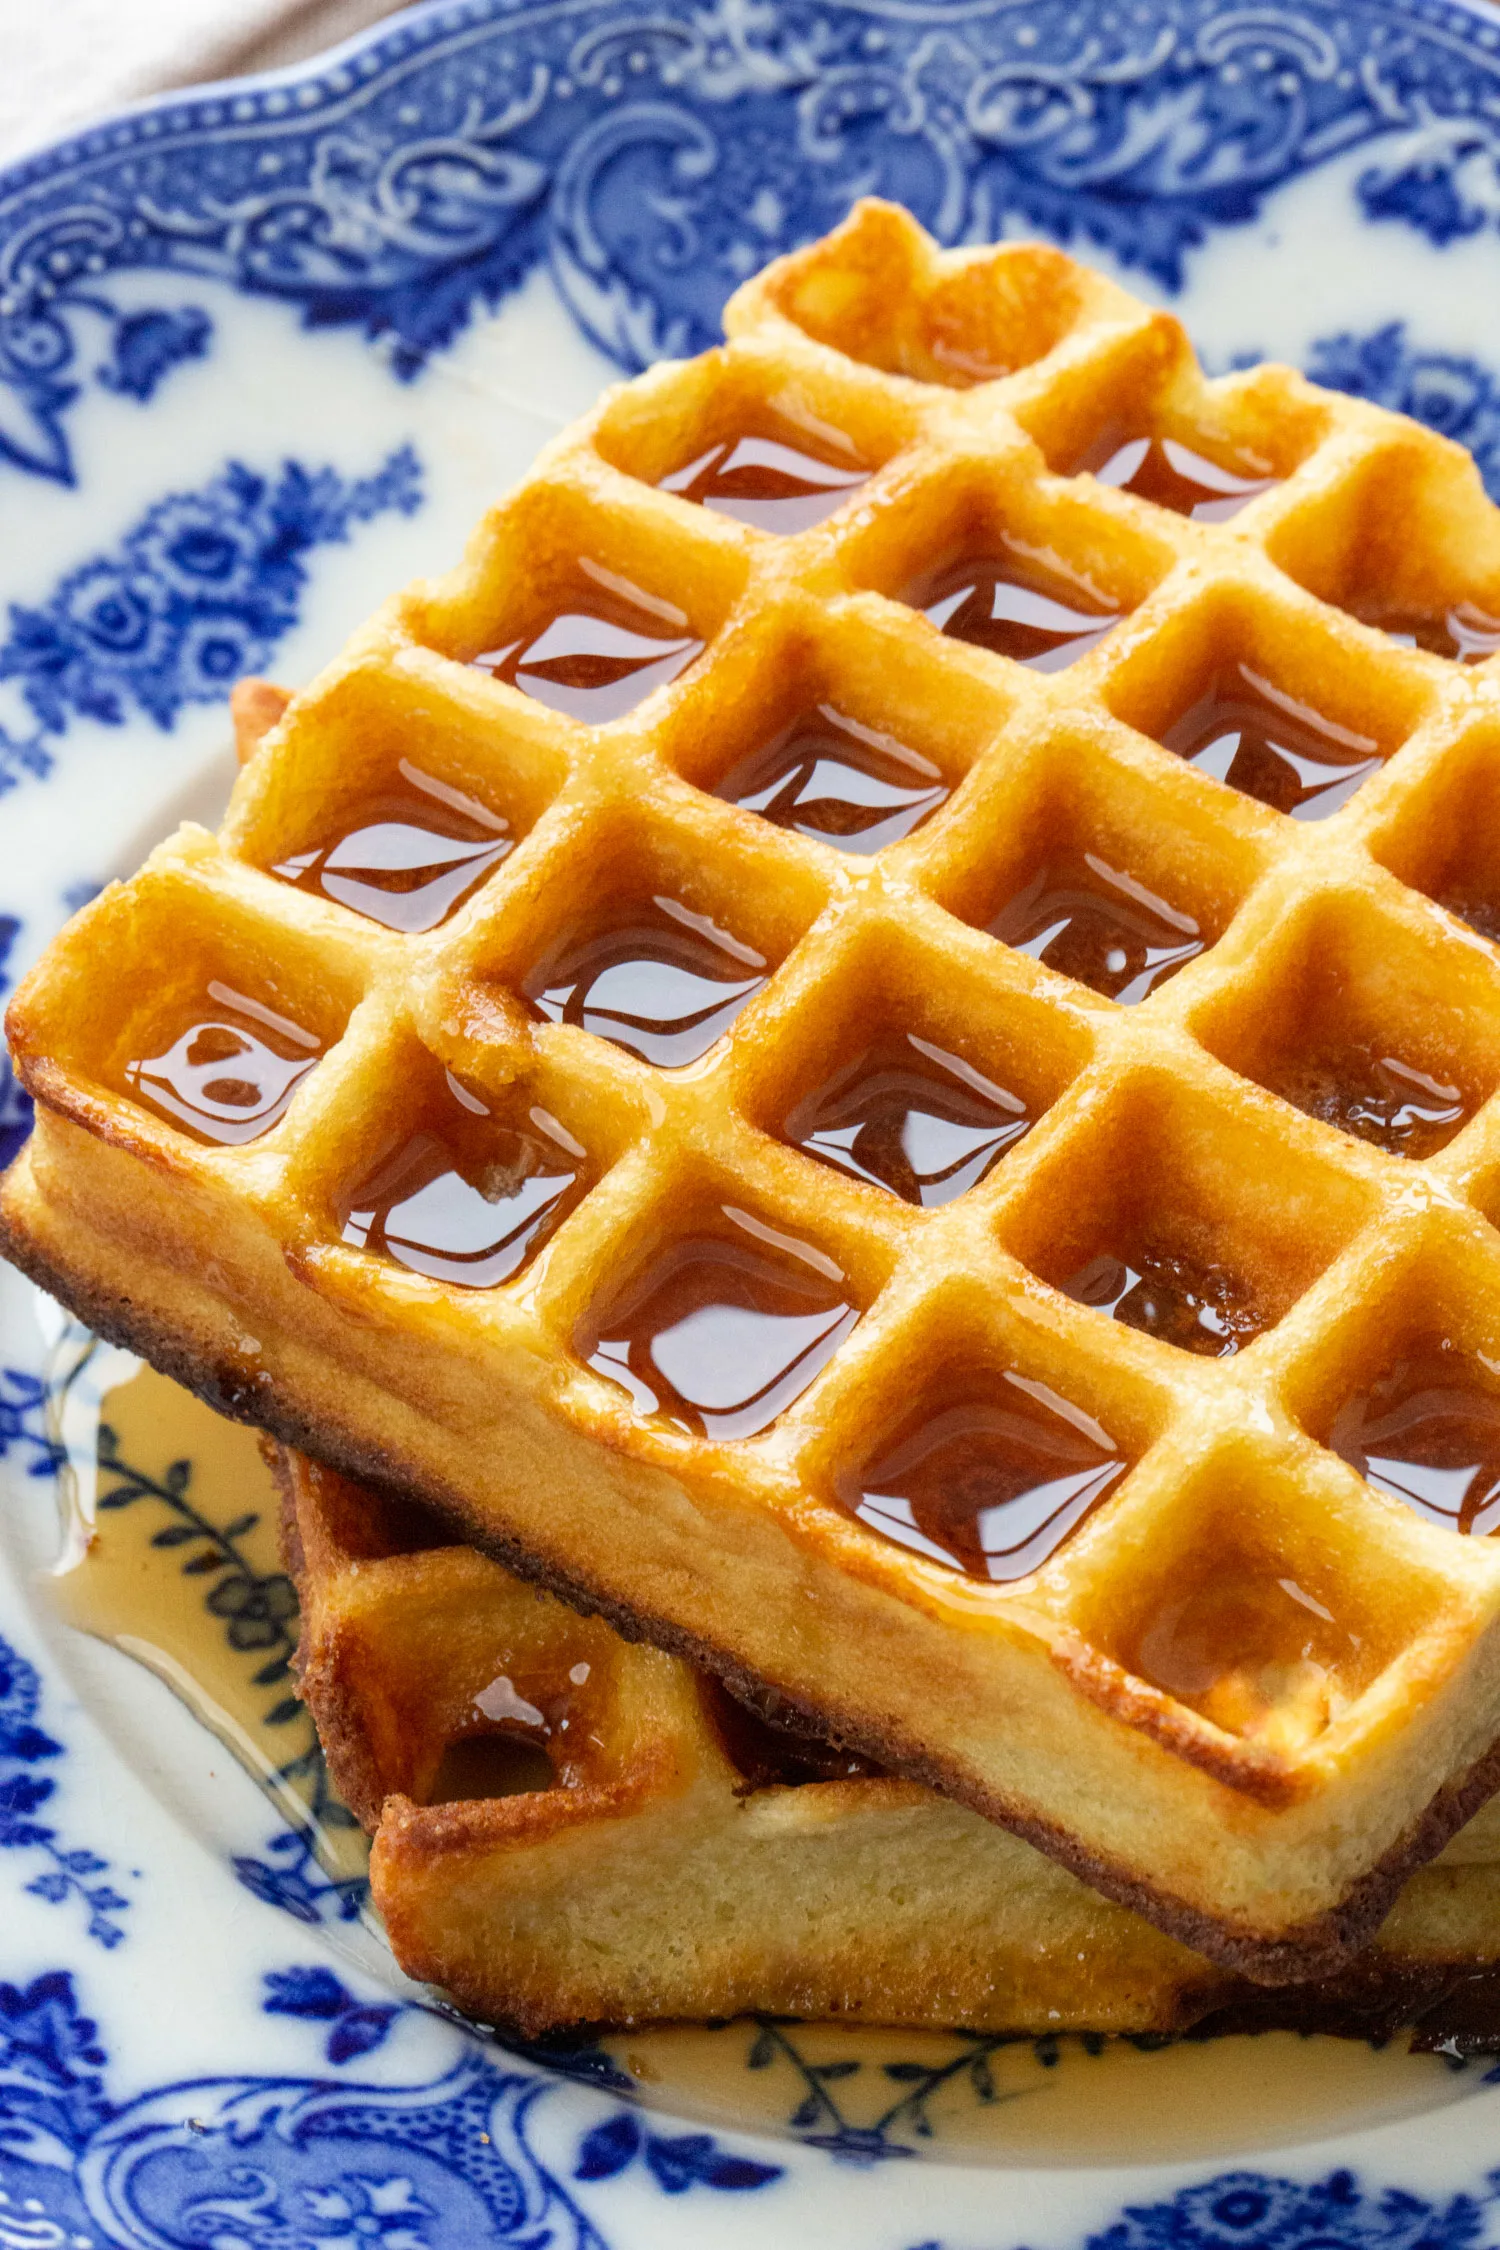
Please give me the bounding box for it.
[0,0,406,168]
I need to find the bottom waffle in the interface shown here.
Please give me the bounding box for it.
[280,1446,1500,2043]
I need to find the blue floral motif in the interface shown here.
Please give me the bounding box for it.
[1074,2165,1491,2250]
[0,1355,58,1521]
[0,1966,782,2246]
[0,290,211,485]
[0,443,420,792]
[1305,323,1500,501]
[0,1369,64,1480]
[1358,114,1500,250]
[262,1965,401,2065]
[0,1635,128,1947]
[0,1970,110,2174]
[234,1819,369,1929]
[0,913,29,1171]
[14,1972,1500,2247]
[4,1,1500,478]
[574,2110,781,2195]
[98,304,211,401]
[0,1057,29,1171]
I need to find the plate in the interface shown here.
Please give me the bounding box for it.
[7,3,1500,2242]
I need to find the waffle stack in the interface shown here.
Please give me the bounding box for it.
[11,202,1500,2008]
[282,1441,1500,2039]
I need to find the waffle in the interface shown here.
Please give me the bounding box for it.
[281,1444,1500,2042]
[11,201,1500,1979]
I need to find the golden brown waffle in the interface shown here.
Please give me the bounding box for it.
[13,202,1500,1979]
[281,1445,1500,2040]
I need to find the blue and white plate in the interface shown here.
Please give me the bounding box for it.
[10,3,1500,2242]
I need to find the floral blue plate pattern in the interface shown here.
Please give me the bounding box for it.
[9,2,1500,2241]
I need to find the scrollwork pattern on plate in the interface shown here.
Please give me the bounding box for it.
[5,1,1500,479]
[0,1967,781,2248]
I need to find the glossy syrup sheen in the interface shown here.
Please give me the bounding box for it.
[473,563,704,723]
[1078,430,1276,521]
[582,1205,858,1440]
[987,847,1204,1003]
[714,703,948,853]
[1160,662,1383,819]
[784,1030,1032,1205]
[338,1071,588,1289]
[525,893,768,1068]
[1273,1042,1468,1159]
[1130,1570,1359,1749]
[903,546,1122,670]
[838,1371,1126,1580]
[430,1660,598,1803]
[272,761,511,933]
[1439,890,1500,945]
[1360,599,1500,664]
[48,1350,371,1899]
[1064,1245,1267,1358]
[1328,1342,1500,1535]
[124,981,322,1145]
[659,426,869,532]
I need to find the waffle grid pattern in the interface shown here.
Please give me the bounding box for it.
[283,1445,1500,2038]
[16,202,1500,1969]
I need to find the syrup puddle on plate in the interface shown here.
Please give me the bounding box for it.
[34,1317,1479,2163]
[43,1320,368,1908]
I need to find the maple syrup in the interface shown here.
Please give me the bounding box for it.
[338,1073,587,1289]
[837,1371,1126,1580]
[1064,1245,1266,1358]
[1436,889,1500,946]
[124,982,322,1145]
[987,847,1204,1003]
[1159,662,1383,819]
[714,704,948,853]
[581,1205,859,1440]
[46,1344,371,1898]
[474,563,704,722]
[1075,430,1276,522]
[430,1660,596,1801]
[659,427,869,532]
[1273,1043,1468,1159]
[427,1733,554,1800]
[1358,600,1500,665]
[272,761,511,933]
[1131,1570,1357,1748]
[525,893,768,1068]
[783,1030,1032,1205]
[702,1680,879,1789]
[1327,1342,1500,1535]
[903,547,1122,670]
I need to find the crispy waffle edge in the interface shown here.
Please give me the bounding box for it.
[271,1434,1500,2045]
[10,1165,1500,1990]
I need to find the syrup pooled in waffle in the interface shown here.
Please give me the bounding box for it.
[282,1445,1500,2042]
[14,202,1500,1977]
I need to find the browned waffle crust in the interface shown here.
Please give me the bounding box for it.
[280,1444,1500,2040]
[11,202,1500,1980]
